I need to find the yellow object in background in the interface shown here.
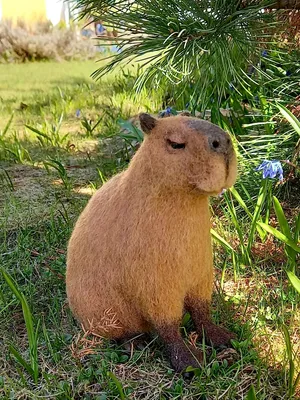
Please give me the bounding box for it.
[1,0,47,23]
[0,0,71,26]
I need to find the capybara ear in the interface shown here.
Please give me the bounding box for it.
[139,113,157,134]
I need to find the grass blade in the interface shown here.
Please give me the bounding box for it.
[1,268,23,303]
[1,268,39,383]
[108,371,126,399]
[258,223,300,253]
[25,125,52,143]
[230,187,251,218]
[276,103,300,137]
[247,179,268,252]
[246,385,257,400]
[294,213,300,243]
[9,345,34,377]
[273,196,292,239]
[286,271,300,294]
[273,196,296,268]
[211,229,233,252]
[282,324,295,397]
[1,113,14,137]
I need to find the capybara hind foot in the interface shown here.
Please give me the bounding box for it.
[185,296,235,348]
[157,322,202,372]
[204,324,235,348]
[167,342,201,372]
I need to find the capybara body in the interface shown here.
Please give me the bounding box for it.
[66,114,237,372]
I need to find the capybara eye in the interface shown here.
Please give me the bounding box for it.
[167,139,186,149]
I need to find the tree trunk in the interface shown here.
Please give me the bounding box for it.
[273,0,300,8]
[244,1,300,9]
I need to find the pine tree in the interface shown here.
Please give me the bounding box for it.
[73,1,299,108]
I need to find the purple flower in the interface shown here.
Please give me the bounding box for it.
[256,160,283,181]
[76,109,81,118]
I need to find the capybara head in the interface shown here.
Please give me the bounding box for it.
[138,114,237,195]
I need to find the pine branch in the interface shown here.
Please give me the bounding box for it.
[72,0,286,106]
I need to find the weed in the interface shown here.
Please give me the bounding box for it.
[80,114,104,137]
[1,133,32,163]
[25,113,69,148]
[0,269,39,384]
[43,159,72,192]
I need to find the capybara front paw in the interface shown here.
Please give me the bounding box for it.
[168,344,202,373]
[205,325,236,348]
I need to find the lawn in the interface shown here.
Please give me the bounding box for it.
[0,60,299,399]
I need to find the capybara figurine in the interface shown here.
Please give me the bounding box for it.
[66,114,237,372]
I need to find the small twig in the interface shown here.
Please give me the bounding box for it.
[281,160,300,171]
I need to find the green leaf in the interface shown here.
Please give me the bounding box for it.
[107,371,126,399]
[230,186,265,239]
[286,271,300,294]
[273,196,292,239]
[258,223,300,253]
[247,179,267,252]
[25,125,51,143]
[118,119,144,143]
[1,268,39,383]
[246,385,257,400]
[1,113,14,137]
[9,345,34,377]
[282,324,295,397]
[242,121,276,128]
[211,229,233,252]
[282,324,293,362]
[276,103,300,137]
[272,196,296,264]
[230,187,251,218]
[1,268,23,303]
[294,213,300,243]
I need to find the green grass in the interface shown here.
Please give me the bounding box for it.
[0,61,95,103]
[0,60,299,399]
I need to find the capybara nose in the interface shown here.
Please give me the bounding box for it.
[208,131,232,155]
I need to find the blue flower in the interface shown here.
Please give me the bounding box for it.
[256,160,283,181]
[262,50,268,57]
[159,107,177,117]
[76,109,81,118]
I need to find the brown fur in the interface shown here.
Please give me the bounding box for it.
[66,115,237,372]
